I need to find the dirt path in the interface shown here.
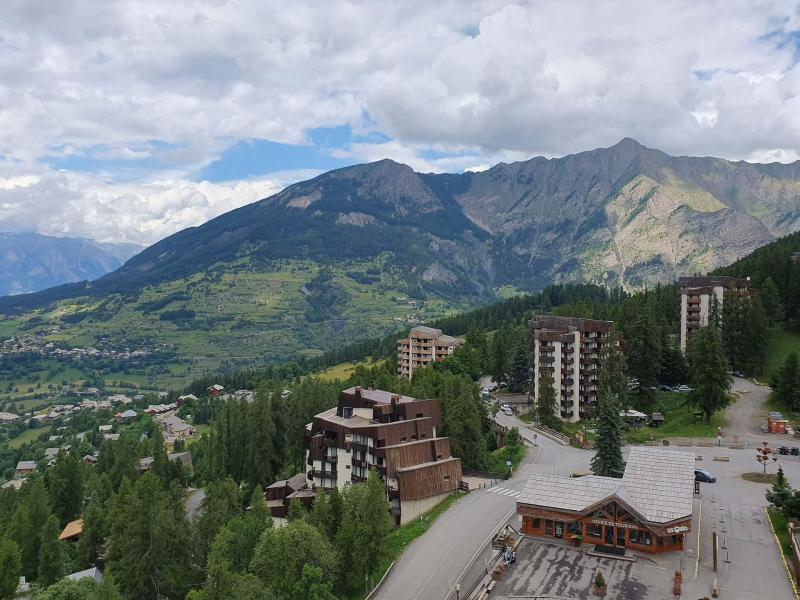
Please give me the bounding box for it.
[725,377,771,441]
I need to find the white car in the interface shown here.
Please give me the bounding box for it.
[502,407,513,416]
[676,385,693,393]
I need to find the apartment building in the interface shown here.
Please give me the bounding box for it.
[305,386,462,525]
[397,326,464,379]
[530,316,617,423]
[678,276,752,352]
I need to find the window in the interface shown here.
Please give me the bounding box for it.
[416,412,424,418]
[444,475,450,481]
[401,436,407,442]
[343,407,353,418]
[532,518,541,529]
[345,465,350,470]
[586,523,602,538]
[629,530,652,546]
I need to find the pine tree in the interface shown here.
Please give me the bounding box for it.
[491,328,510,386]
[743,296,770,374]
[38,515,65,585]
[195,477,242,566]
[536,373,559,428]
[598,332,627,404]
[507,336,531,393]
[687,325,731,424]
[766,465,793,516]
[772,352,800,409]
[286,498,307,523]
[48,452,85,524]
[590,391,625,478]
[0,538,21,600]
[624,306,662,410]
[760,277,784,325]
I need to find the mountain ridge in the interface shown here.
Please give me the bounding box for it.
[0,232,142,297]
[0,138,798,368]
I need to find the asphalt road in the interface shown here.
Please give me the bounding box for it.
[374,413,592,600]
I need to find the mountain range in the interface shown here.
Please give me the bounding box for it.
[1,138,799,370]
[0,232,142,296]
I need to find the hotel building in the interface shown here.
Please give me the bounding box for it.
[678,276,752,352]
[530,315,618,423]
[397,326,464,379]
[305,386,462,525]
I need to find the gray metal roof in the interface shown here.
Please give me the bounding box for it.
[518,447,694,524]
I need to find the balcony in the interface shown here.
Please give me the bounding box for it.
[352,442,368,453]
[308,469,336,480]
[388,488,400,500]
[323,454,338,464]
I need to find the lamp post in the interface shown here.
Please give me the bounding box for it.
[755,441,778,475]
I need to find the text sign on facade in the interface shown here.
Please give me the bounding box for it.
[667,526,688,534]
[590,518,638,530]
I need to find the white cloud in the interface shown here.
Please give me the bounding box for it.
[1,0,800,244]
[0,165,286,245]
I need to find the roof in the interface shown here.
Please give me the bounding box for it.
[341,387,417,405]
[16,461,36,471]
[1,479,24,490]
[59,518,84,540]
[44,448,60,459]
[65,566,102,583]
[518,447,695,524]
[0,411,19,420]
[209,384,224,390]
[437,334,462,345]
[286,473,307,492]
[621,410,647,419]
[119,409,137,418]
[410,325,443,336]
[651,412,665,421]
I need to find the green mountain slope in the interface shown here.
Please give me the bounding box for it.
[1,139,799,374]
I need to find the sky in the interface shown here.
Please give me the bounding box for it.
[1,0,800,246]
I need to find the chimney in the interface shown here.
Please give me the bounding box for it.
[355,386,362,401]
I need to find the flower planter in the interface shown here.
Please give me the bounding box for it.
[592,584,607,597]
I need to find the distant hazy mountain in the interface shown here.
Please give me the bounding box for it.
[0,232,142,296]
[1,138,799,366]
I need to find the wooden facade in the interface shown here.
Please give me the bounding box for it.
[395,458,462,501]
[518,499,688,554]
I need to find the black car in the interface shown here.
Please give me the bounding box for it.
[791,447,800,456]
[694,469,716,483]
[778,446,791,455]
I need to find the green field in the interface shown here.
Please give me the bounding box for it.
[0,255,470,393]
[7,426,50,449]
[766,330,800,378]
[624,391,725,443]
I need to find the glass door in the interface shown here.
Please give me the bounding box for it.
[604,526,614,545]
[617,527,626,547]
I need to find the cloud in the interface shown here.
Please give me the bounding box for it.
[0,164,286,245]
[1,0,800,244]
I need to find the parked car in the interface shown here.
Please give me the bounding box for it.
[658,384,672,391]
[694,469,716,483]
[675,385,693,393]
[778,446,791,455]
[760,425,769,434]
[790,447,800,456]
[733,370,746,378]
[502,407,513,416]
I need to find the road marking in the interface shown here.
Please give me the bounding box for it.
[488,487,520,498]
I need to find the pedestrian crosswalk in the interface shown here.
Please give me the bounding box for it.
[487,486,520,498]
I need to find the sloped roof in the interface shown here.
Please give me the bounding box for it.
[518,447,694,524]
[16,460,36,471]
[59,518,84,540]
[65,566,102,582]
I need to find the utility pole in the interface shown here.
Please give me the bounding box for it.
[712,529,718,572]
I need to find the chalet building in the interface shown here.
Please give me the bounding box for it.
[517,447,694,554]
[305,387,462,525]
[0,411,19,424]
[678,276,752,352]
[530,316,618,423]
[397,326,464,379]
[15,461,37,478]
[59,518,84,542]
[207,384,224,397]
[265,473,315,526]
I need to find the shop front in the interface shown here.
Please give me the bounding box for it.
[516,447,695,555]
[519,499,688,553]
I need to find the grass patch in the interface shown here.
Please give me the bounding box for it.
[767,331,800,379]
[7,426,50,449]
[486,443,527,474]
[317,359,385,382]
[367,492,464,597]
[742,472,779,484]
[767,507,793,557]
[624,391,725,443]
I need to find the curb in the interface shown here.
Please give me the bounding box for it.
[764,507,800,600]
[364,561,395,600]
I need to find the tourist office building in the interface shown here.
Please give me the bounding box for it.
[517,447,694,554]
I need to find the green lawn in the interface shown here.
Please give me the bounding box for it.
[7,426,50,449]
[767,507,792,557]
[317,359,386,382]
[766,330,800,378]
[486,442,527,474]
[624,391,725,443]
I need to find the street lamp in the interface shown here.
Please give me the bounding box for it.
[755,441,778,475]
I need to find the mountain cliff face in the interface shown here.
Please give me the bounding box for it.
[1,139,798,366]
[0,233,142,296]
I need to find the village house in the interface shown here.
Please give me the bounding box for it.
[161,414,195,438]
[59,518,83,542]
[1,479,25,491]
[65,567,102,584]
[108,394,133,405]
[178,394,198,402]
[115,409,138,422]
[0,411,19,424]
[207,384,225,397]
[265,473,315,526]
[15,460,37,478]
